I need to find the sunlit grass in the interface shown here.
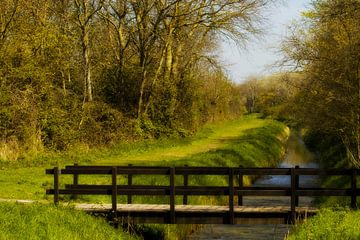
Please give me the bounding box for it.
[287,209,360,240]
[0,115,289,201]
[0,202,137,240]
[0,115,290,240]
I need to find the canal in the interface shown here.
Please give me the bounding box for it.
[187,131,319,240]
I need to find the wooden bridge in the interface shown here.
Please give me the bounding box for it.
[46,165,358,225]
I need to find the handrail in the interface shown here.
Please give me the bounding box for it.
[46,165,358,224]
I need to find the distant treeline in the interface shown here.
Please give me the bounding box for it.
[0,0,274,160]
[240,0,360,167]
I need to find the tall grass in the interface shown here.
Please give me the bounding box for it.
[287,209,360,240]
[0,202,137,240]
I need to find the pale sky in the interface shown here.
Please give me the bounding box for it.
[219,0,313,83]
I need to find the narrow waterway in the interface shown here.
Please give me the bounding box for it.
[187,131,319,240]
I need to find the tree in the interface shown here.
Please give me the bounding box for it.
[74,0,103,102]
[281,0,360,166]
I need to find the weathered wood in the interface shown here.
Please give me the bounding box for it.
[238,165,243,206]
[169,167,175,224]
[45,165,359,224]
[296,189,354,196]
[236,168,291,175]
[175,167,230,175]
[127,164,133,204]
[295,165,299,207]
[71,163,79,200]
[351,168,357,209]
[183,165,188,205]
[73,204,318,224]
[291,167,296,223]
[112,167,117,212]
[229,168,234,224]
[54,167,59,205]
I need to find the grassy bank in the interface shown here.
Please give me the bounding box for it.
[287,133,360,239]
[0,115,289,239]
[0,202,136,240]
[287,209,360,240]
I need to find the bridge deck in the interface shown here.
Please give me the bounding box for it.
[75,204,318,224]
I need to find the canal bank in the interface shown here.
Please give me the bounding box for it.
[187,130,318,240]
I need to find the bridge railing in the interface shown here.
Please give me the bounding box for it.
[46,165,358,224]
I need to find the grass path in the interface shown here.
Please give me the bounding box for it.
[98,116,268,164]
[0,115,288,201]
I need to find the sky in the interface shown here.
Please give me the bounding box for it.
[219,0,313,83]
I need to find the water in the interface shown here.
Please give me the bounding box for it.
[187,132,319,240]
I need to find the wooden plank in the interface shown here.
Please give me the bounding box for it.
[46,169,55,174]
[176,186,228,195]
[112,167,117,212]
[295,166,299,207]
[54,167,59,205]
[236,168,291,175]
[183,165,188,205]
[128,164,133,204]
[71,163,79,200]
[169,167,175,224]
[351,169,357,209]
[229,168,234,224]
[236,190,289,196]
[175,167,230,175]
[291,167,296,223]
[296,168,353,175]
[238,165,243,206]
[296,189,352,196]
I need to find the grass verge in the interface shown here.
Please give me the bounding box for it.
[0,202,137,240]
[286,208,360,240]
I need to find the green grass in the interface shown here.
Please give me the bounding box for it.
[287,209,360,240]
[0,114,290,239]
[0,202,137,240]
[0,115,289,201]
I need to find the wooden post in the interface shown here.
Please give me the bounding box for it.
[169,167,176,224]
[112,167,117,212]
[238,165,243,206]
[229,168,234,224]
[290,167,296,223]
[295,165,299,207]
[72,163,79,200]
[54,167,59,205]
[183,165,188,205]
[351,168,357,209]
[127,164,133,204]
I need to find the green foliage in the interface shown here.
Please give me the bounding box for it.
[287,209,360,240]
[281,0,360,166]
[0,202,136,240]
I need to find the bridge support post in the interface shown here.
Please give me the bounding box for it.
[111,167,118,225]
[229,168,234,224]
[290,167,296,224]
[295,165,299,207]
[71,163,79,200]
[183,165,188,205]
[238,165,243,206]
[169,167,176,224]
[351,168,357,209]
[54,167,59,205]
[128,164,133,204]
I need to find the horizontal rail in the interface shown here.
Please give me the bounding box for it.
[46,164,358,224]
[46,166,359,176]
